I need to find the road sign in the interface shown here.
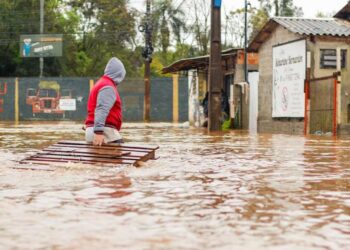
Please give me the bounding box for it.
[20,34,63,57]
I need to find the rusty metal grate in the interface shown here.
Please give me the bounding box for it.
[19,140,159,168]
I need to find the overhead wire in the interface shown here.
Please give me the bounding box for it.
[0,1,221,48]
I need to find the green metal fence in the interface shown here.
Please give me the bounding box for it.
[0,77,188,122]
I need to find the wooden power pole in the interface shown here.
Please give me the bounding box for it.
[244,0,248,82]
[208,0,222,131]
[142,0,153,122]
[40,0,44,77]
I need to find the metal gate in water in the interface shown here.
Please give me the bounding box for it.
[304,72,340,136]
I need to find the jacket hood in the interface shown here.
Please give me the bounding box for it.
[104,57,126,85]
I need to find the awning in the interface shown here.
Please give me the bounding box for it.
[162,50,238,74]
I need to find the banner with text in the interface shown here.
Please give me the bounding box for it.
[272,39,306,118]
[20,34,63,57]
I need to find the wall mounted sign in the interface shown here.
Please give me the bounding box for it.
[272,39,306,118]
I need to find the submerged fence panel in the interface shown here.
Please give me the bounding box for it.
[118,78,144,121]
[178,77,189,122]
[151,78,173,121]
[0,78,16,121]
[18,77,90,121]
[150,77,189,122]
[0,77,188,122]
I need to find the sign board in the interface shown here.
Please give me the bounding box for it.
[214,0,222,8]
[272,39,306,118]
[20,34,63,57]
[59,99,76,111]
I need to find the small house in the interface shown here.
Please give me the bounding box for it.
[248,2,350,135]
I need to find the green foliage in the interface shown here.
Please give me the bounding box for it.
[0,0,141,77]
[138,55,165,77]
[249,0,303,41]
[315,11,332,18]
[249,5,270,40]
[0,0,305,79]
[151,0,187,64]
[221,118,232,131]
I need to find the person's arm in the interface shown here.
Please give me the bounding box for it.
[93,86,116,145]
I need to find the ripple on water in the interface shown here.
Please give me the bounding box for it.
[0,121,349,249]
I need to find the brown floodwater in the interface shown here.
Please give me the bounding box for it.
[0,121,349,250]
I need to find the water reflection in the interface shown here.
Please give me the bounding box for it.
[0,121,349,249]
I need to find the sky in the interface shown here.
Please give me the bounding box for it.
[129,0,348,48]
[130,0,348,18]
[223,0,347,18]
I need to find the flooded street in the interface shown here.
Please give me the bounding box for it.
[0,122,349,250]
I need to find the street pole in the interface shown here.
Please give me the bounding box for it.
[244,0,248,82]
[143,0,152,122]
[144,58,151,122]
[40,0,44,77]
[208,0,222,131]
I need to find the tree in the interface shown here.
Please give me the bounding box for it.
[0,0,146,77]
[225,8,254,48]
[273,0,303,17]
[184,0,210,55]
[150,0,187,64]
[249,0,303,41]
[0,0,74,76]
[66,0,138,76]
[315,11,333,18]
[249,1,271,41]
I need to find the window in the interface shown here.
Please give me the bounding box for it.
[39,89,57,98]
[320,49,347,69]
[26,88,36,97]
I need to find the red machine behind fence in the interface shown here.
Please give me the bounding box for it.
[0,82,8,113]
[26,88,73,115]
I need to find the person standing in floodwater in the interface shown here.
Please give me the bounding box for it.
[84,57,126,146]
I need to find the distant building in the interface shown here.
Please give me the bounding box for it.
[162,49,258,128]
[248,2,350,135]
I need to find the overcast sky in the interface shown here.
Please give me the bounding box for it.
[131,0,348,18]
[222,0,348,18]
[130,0,348,47]
[223,0,347,18]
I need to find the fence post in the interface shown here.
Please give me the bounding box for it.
[336,49,341,126]
[172,74,179,123]
[15,78,19,123]
[89,79,94,92]
[333,77,337,136]
[304,80,309,135]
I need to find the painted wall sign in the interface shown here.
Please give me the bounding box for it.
[20,34,63,57]
[237,51,259,65]
[272,39,306,118]
[59,99,76,111]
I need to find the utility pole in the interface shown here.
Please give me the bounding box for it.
[208,0,222,131]
[141,0,153,122]
[244,0,248,82]
[40,0,44,77]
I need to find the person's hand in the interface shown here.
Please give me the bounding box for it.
[93,133,105,146]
